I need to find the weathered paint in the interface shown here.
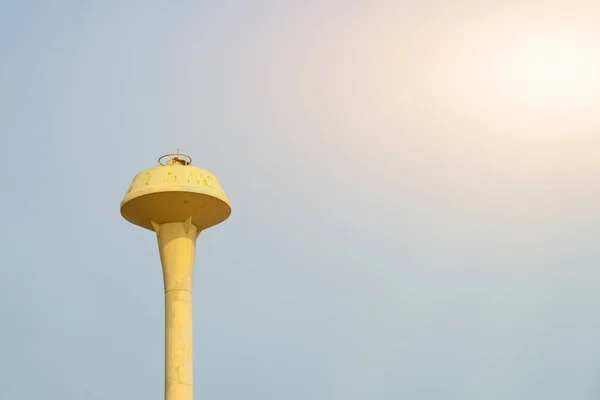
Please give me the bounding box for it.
[121,154,231,400]
[121,161,230,232]
[154,219,197,400]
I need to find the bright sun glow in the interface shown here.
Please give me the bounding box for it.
[521,46,596,97]
[494,34,600,109]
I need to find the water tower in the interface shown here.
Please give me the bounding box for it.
[120,153,231,400]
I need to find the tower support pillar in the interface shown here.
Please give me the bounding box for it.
[153,218,199,400]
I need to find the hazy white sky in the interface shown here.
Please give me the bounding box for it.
[2,1,600,399]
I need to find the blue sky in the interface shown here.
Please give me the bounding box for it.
[2,1,600,399]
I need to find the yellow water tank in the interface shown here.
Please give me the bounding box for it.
[121,153,231,232]
[120,153,231,400]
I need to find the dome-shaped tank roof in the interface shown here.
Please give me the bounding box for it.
[121,153,231,232]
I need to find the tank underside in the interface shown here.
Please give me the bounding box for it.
[121,190,231,232]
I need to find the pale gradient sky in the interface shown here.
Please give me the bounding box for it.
[2,1,600,399]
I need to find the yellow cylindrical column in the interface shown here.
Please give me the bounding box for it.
[153,218,199,400]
